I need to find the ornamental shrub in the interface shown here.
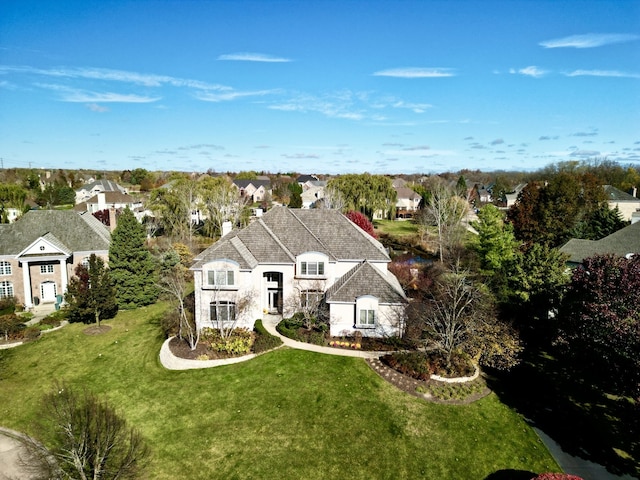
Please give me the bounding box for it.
[253,319,283,353]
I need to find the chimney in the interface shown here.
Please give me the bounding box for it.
[221,221,232,237]
[632,186,637,198]
[109,207,117,232]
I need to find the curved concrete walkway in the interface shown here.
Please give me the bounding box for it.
[0,427,41,480]
[159,316,385,370]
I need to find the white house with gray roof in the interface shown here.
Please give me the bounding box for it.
[0,210,110,309]
[191,206,407,338]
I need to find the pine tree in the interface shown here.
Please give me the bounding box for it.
[109,207,158,308]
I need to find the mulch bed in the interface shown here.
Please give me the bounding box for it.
[168,337,249,360]
[366,357,492,405]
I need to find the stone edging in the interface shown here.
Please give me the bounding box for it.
[431,365,480,383]
[0,321,69,350]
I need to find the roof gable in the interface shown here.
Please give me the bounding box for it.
[0,210,110,256]
[325,261,407,304]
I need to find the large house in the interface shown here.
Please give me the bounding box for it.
[191,207,407,338]
[604,185,640,222]
[0,210,110,308]
[232,179,271,203]
[75,179,127,204]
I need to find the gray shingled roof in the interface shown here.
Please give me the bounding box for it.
[604,185,639,202]
[0,210,110,256]
[76,179,125,193]
[192,206,389,269]
[559,221,640,264]
[325,261,407,304]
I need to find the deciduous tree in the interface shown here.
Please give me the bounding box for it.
[327,173,396,219]
[558,254,640,400]
[64,254,118,326]
[345,210,376,238]
[25,382,148,480]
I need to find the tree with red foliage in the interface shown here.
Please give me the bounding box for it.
[345,210,376,238]
[558,254,640,401]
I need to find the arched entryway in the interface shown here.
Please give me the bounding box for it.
[263,272,283,314]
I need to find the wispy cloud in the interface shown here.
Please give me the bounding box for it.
[194,89,278,102]
[281,153,320,159]
[540,33,640,49]
[564,69,640,79]
[373,67,456,78]
[570,149,601,157]
[35,83,160,103]
[268,91,366,120]
[85,103,109,112]
[509,66,547,78]
[571,130,598,137]
[217,52,292,62]
[402,145,430,151]
[490,138,504,146]
[0,65,230,90]
[391,100,433,113]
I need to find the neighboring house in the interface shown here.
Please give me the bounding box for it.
[559,221,640,267]
[73,192,143,215]
[191,207,407,338]
[503,183,527,208]
[233,179,272,203]
[394,186,422,219]
[297,174,319,187]
[0,210,110,308]
[75,179,127,204]
[603,185,640,222]
[301,185,325,209]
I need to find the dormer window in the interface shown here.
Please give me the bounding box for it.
[301,261,324,276]
[207,270,235,287]
[297,252,328,279]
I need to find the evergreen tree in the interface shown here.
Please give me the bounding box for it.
[109,207,159,308]
[65,254,118,325]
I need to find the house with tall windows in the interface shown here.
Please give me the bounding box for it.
[0,210,110,309]
[191,206,407,338]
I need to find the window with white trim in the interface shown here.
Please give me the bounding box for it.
[0,281,13,298]
[357,309,376,327]
[40,264,54,274]
[302,290,323,309]
[210,301,236,327]
[207,270,235,287]
[300,261,324,277]
[82,257,90,268]
[0,261,11,276]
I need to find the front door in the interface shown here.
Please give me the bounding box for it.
[264,272,283,314]
[40,281,57,303]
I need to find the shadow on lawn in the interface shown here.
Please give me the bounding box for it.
[484,344,639,479]
[484,470,537,480]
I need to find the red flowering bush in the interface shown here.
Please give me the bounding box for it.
[531,473,584,480]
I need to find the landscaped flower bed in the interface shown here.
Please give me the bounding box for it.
[328,340,361,349]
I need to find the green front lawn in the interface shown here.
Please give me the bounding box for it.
[0,304,559,479]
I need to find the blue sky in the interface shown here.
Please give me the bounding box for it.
[1,0,639,175]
